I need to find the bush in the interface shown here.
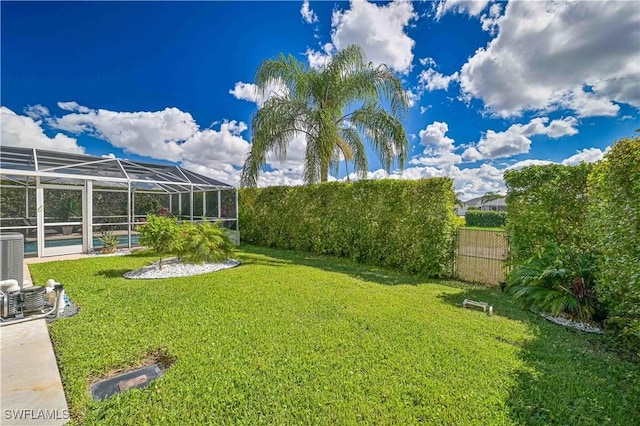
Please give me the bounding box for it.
[176,221,234,264]
[138,214,182,269]
[465,210,506,228]
[504,163,594,262]
[507,244,599,321]
[240,178,456,276]
[588,136,640,354]
[139,215,235,268]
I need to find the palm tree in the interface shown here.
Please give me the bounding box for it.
[241,45,410,187]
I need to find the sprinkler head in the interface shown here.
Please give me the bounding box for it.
[499,282,507,293]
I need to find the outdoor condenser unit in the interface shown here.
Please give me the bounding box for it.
[0,233,24,287]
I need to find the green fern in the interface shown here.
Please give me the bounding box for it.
[506,244,597,321]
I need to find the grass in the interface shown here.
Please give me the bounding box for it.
[30,246,640,425]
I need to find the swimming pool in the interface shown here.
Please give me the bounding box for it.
[24,234,140,253]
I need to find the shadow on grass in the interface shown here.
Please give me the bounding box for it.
[437,285,528,320]
[438,287,640,425]
[126,250,160,260]
[238,244,427,287]
[94,269,131,279]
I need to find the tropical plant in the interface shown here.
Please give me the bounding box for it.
[506,244,599,321]
[97,230,119,250]
[241,44,410,186]
[175,221,234,264]
[56,198,81,222]
[137,214,182,269]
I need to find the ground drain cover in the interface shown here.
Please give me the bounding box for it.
[91,364,162,401]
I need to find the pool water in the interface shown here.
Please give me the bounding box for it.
[24,234,140,253]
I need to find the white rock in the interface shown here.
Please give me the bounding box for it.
[540,313,604,334]
[124,258,240,279]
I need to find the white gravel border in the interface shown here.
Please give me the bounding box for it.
[124,257,240,279]
[540,312,604,334]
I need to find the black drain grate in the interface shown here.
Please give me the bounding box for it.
[90,364,163,401]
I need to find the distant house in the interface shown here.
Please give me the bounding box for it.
[456,195,506,216]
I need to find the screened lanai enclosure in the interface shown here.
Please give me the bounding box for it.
[0,146,238,257]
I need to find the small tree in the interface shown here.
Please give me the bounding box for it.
[138,214,181,269]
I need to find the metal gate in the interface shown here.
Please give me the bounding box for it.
[454,228,508,285]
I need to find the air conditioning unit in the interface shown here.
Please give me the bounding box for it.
[0,233,24,287]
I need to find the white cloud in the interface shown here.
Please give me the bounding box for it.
[180,161,242,187]
[24,104,50,120]
[462,117,579,161]
[328,0,417,74]
[49,105,196,162]
[228,82,260,104]
[505,159,554,171]
[560,90,619,118]
[301,0,318,24]
[410,121,462,167]
[181,120,251,171]
[347,162,505,200]
[480,2,502,35]
[305,43,334,70]
[45,103,257,186]
[0,107,84,154]
[459,1,640,118]
[40,102,318,186]
[435,0,492,20]
[420,106,430,114]
[418,68,459,91]
[405,89,419,108]
[229,80,288,108]
[57,101,90,113]
[265,133,308,170]
[419,57,436,67]
[561,148,605,166]
[257,167,306,187]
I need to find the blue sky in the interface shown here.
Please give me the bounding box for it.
[2,0,638,199]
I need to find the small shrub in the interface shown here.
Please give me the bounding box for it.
[176,221,234,264]
[506,244,599,321]
[465,210,506,228]
[138,214,181,269]
[97,230,119,250]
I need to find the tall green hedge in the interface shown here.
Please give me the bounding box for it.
[589,137,640,354]
[240,178,456,276]
[504,163,594,261]
[465,210,506,228]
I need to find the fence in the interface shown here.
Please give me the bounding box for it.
[453,228,508,286]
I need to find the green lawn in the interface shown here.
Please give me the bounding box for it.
[31,246,639,425]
